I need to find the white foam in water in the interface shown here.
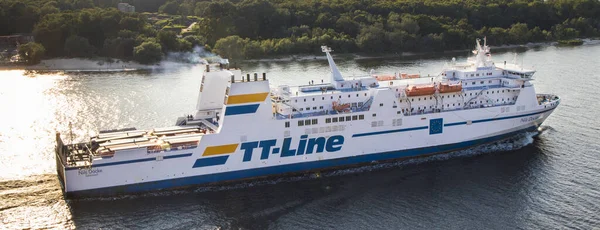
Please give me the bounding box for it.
[77,128,544,200]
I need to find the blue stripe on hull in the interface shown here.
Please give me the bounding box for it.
[66,125,539,197]
[224,104,260,116]
[192,156,229,168]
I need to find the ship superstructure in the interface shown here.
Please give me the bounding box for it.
[55,39,560,197]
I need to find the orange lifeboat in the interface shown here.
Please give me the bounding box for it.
[400,73,420,79]
[406,84,436,96]
[373,74,397,81]
[438,83,462,93]
[332,101,350,112]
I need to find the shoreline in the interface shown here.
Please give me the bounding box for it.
[1,39,598,72]
[243,39,600,63]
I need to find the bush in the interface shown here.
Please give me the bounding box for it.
[133,40,163,64]
[18,42,45,64]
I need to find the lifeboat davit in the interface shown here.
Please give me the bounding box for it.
[438,83,462,93]
[406,84,436,96]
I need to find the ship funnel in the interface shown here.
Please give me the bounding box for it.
[321,46,344,82]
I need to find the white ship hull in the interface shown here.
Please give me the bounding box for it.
[57,102,557,197]
[55,42,560,197]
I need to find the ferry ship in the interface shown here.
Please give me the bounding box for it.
[55,39,560,197]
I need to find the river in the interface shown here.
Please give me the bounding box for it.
[1,43,599,229]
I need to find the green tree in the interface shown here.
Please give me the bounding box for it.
[508,23,530,44]
[213,35,247,59]
[156,30,178,52]
[357,24,386,53]
[64,35,96,58]
[183,35,207,47]
[18,42,46,64]
[133,40,162,64]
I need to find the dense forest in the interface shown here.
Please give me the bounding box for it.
[1,0,600,64]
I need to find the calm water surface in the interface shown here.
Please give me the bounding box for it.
[1,44,599,229]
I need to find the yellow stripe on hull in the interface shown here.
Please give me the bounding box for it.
[227,92,269,105]
[202,144,239,156]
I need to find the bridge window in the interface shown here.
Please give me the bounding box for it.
[380,103,384,106]
[305,119,311,125]
[319,106,323,109]
[372,113,377,117]
[339,117,345,122]
[312,98,315,101]
[313,107,317,110]
[332,117,338,122]
[326,118,331,123]
[480,81,484,84]
[358,102,364,107]
[346,116,351,121]
[298,120,304,126]
[304,99,306,102]
[312,119,318,125]
[292,108,297,112]
[476,74,480,76]
[472,82,475,85]
[356,94,359,97]
[306,107,310,111]
[348,95,351,98]
[285,121,290,128]
[299,108,303,111]
[359,115,364,120]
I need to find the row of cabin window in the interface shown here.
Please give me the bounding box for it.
[465,89,510,96]
[298,119,318,126]
[468,72,494,77]
[465,80,498,86]
[296,93,369,103]
[294,106,324,112]
[325,114,365,123]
